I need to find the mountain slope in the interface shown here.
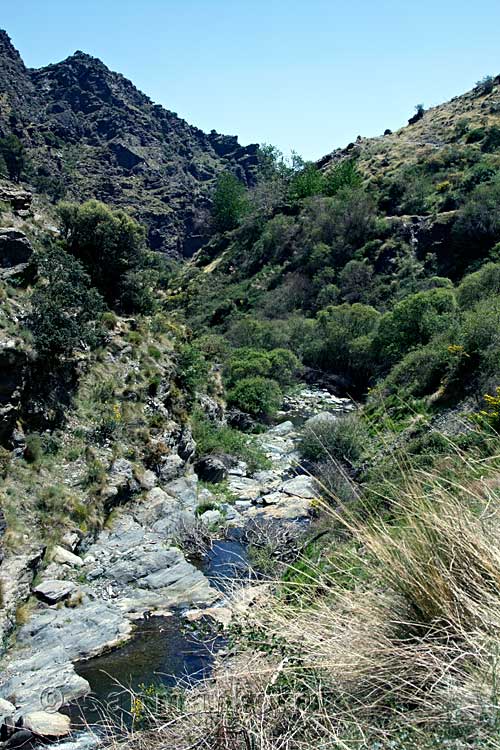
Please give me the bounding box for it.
[0,30,259,255]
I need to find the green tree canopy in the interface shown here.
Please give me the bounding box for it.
[28,246,104,361]
[212,172,249,232]
[57,200,146,306]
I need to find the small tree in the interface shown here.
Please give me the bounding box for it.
[57,200,146,306]
[228,376,282,418]
[28,246,104,361]
[323,159,362,197]
[288,162,324,202]
[0,134,25,181]
[212,172,249,232]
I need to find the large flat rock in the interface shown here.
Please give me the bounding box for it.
[33,579,77,604]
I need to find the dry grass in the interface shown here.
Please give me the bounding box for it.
[99,439,500,749]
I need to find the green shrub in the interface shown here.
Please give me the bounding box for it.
[28,246,104,361]
[323,159,362,197]
[383,342,450,397]
[24,433,42,464]
[57,199,146,306]
[306,303,380,385]
[452,178,500,269]
[456,262,500,308]
[299,414,368,464]
[227,376,282,418]
[118,269,157,314]
[212,172,249,232]
[0,134,25,181]
[481,125,500,153]
[288,162,324,201]
[191,410,268,471]
[195,333,230,360]
[175,344,209,400]
[373,288,457,369]
[101,311,118,330]
[268,349,302,385]
[226,348,272,384]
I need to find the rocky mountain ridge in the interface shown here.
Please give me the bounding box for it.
[0,30,259,256]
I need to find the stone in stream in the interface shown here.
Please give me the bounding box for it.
[268,420,294,436]
[227,476,261,501]
[23,711,70,738]
[280,475,317,499]
[245,494,311,522]
[4,730,34,748]
[33,579,77,604]
[200,509,222,526]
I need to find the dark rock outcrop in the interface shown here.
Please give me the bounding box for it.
[194,455,229,483]
[0,228,34,281]
[0,342,27,446]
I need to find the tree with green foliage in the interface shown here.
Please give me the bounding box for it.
[373,287,457,368]
[323,159,362,197]
[0,134,25,181]
[307,303,381,386]
[57,200,146,306]
[28,246,104,361]
[228,376,282,418]
[288,162,324,202]
[175,344,209,401]
[212,172,249,232]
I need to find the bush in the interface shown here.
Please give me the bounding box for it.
[373,287,457,369]
[452,178,500,270]
[212,172,249,232]
[299,413,367,464]
[118,269,157,314]
[24,433,42,464]
[306,303,380,385]
[226,347,302,387]
[323,159,362,197]
[57,200,146,306]
[303,192,377,267]
[226,348,273,384]
[28,246,104,361]
[268,349,302,385]
[175,344,209,400]
[288,162,324,201]
[227,376,282,418]
[191,410,268,471]
[383,342,451,397]
[0,134,25,181]
[456,262,500,308]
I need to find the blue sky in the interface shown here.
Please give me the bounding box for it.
[2,1,499,160]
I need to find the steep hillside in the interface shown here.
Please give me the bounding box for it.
[0,30,259,256]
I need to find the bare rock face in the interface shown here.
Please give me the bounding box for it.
[0,183,32,214]
[0,341,27,447]
[0,228,34,281]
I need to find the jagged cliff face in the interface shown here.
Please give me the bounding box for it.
[0,30,259,256]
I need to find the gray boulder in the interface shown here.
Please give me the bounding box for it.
[33,579,77,604]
